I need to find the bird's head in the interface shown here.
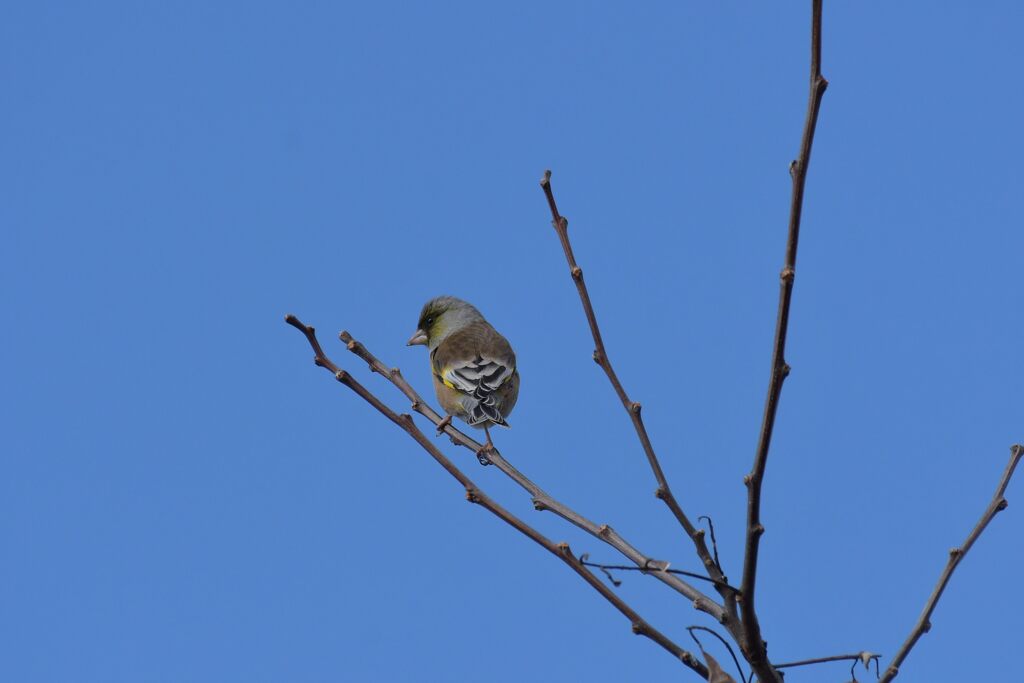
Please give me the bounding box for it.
[407,296,483,350]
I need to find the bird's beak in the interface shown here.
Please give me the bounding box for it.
[406,329,428,346]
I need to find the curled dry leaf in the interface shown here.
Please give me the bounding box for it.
[859,651,875,669]
[704,651,737,683]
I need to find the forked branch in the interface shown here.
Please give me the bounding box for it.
[878,444,1023,682]
[284,314,709,678]
[739,0,827,678]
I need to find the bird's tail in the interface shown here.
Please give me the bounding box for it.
[468,381,509,427]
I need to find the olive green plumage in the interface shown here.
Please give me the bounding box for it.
[407,296,519,430]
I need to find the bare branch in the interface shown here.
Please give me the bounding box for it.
[878,444,1024,682]
[579,558,739,591]
[538,170,738,628]
[337,329,731,625]
[775,651,880,672]
[284,314,710,679]
[698,515,723,575]
[739,1,827,678]
[580,554,622,587]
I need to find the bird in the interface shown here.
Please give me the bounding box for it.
[407,296,519,457]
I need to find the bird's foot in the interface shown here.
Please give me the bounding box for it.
[475,443,494,466]
[435,415,453,436]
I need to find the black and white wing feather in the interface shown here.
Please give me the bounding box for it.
[443,355,513,426]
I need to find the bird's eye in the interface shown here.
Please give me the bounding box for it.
[425,316,434,326]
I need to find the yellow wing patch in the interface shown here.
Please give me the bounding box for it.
[437,367,457,389]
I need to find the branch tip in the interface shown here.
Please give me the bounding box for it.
[740,7,829,676]
[880,444,1022,680]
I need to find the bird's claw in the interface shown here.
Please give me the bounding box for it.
[435,415,452,436]
[475,443,494,466]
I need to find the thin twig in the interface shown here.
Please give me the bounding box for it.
[580,559,739,591]
[775,652,880,671]
[698,516,723,574]
[284,314,710,679]
[739,2,827,678]
[688,626,749,683]
[878,444,1024,682]
[539,170,741,636]
[581,554,622,587]
[336,328,730,623]
[851,656,881,681]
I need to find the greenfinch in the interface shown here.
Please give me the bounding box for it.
[407,296,519,448]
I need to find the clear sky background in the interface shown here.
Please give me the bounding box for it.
[3,2,1022,681]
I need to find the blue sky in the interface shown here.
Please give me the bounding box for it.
[3,2,1022,681]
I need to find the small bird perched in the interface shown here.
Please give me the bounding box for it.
[407,296,519,456]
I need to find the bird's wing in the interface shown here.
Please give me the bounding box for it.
[433,322,516,425]
[442,356,513,394]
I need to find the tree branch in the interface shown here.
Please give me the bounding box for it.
[335,328,731,625]
[284,314,710,679]
[878,444,1024,682]
[698,516,724,575]
[739,1,827,678]
[538,170,739,630]
[775,651,879,673]
[580,559,739,591]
